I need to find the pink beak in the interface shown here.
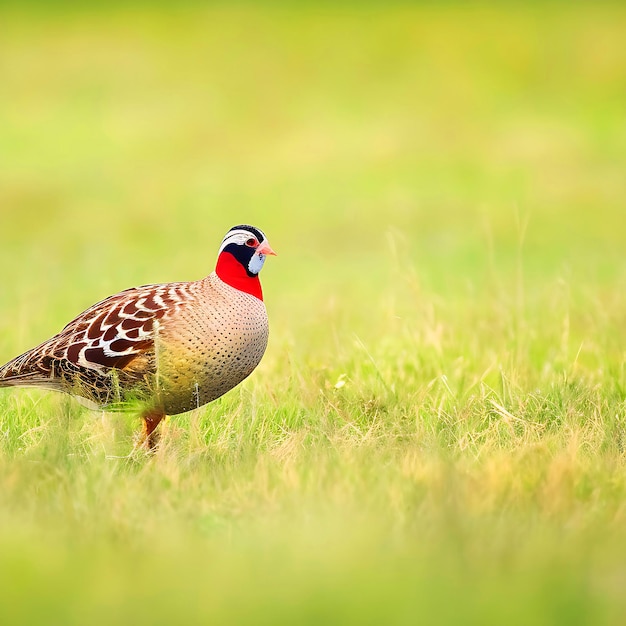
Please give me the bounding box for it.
[258,241,277,256]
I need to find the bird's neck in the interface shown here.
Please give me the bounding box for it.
[215,251,263,301]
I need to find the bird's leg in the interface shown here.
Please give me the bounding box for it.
[140,408,166,451]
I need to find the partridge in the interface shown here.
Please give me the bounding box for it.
[0,224,276,447]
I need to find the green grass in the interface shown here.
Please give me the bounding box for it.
[1,2,626,623]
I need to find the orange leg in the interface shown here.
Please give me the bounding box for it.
[140,408,166,451]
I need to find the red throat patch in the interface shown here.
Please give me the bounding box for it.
[215,251,264,301]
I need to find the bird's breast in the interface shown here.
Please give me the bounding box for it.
[154,275,269,414]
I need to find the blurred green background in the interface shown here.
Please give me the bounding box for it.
[1,2,625,624]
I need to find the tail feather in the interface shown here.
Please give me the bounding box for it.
[0,346,57,390]
[0,369,63,391]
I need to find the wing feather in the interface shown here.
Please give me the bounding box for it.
[0,282,194,385]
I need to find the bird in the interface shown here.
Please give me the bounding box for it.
[0,224,276,449]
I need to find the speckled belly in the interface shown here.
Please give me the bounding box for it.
[153,285,269,415]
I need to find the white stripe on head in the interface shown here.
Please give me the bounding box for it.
[219,226,267,254]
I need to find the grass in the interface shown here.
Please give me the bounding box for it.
[1,2,626,623]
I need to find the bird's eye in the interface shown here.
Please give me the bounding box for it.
[245,238,257,247]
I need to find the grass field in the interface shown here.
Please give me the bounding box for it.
[1,2,626,623]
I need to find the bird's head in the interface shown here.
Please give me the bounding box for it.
[215,225,276,300]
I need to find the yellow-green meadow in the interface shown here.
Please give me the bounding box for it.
[1,2,625,623]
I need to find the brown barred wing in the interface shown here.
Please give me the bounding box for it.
[0,282,193,406]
